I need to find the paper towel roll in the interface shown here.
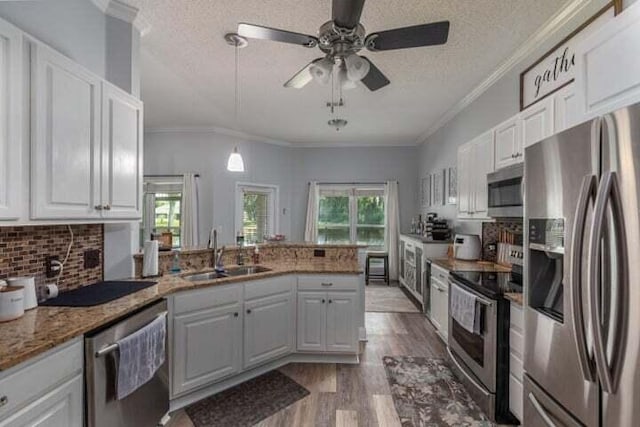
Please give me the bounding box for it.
[45,284,59,299]
[143,240,159,277]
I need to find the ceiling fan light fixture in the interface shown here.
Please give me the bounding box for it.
[227,146,245,172]
[328,118,348,131]
[338,66,357,90]
[310,57,334,85]
[344,53,370,81]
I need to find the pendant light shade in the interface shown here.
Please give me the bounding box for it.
[339,66,357,90]
[227,146,245,172]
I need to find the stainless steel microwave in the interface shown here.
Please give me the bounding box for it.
[487,163,523,218]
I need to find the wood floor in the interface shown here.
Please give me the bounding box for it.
[169,309,446,427]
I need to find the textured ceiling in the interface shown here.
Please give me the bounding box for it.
[127,0,569,146]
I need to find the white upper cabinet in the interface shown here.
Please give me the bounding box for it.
[575,1,640,121]
[100,82,143,219]
[494,116,522,169]
[30,41,143,221]
[553,82,578,133]
[521,96,554,148]
[0,20,22,220]
[471,131,495,218]
[30,42,102,220]
[457,130,494,220]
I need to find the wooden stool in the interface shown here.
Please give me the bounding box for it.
[366,251,389,285]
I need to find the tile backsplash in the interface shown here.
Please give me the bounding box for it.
[0,224,103,292]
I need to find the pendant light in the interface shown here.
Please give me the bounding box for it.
[225,33,247,172]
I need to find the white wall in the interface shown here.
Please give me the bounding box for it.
[417,0,615,236]
[144,131,418,245]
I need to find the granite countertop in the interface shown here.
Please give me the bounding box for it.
[504,292,524,306]
[430,258,512,273]
[0,261,361,372]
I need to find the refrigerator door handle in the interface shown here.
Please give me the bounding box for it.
[528,392,558,427]
[570,174,598,382]
[588,171,629,394]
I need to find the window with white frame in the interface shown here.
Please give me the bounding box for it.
[317,185,386,249]
[141,176,183,248]
[236,183,279,245]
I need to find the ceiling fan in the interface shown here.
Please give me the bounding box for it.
[236,0,450,91]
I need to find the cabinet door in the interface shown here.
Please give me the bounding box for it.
[101,82,143,219]
[472,131,495,217]
[0,374,83,427]
[522,97,554,148]
[494,117,520,169]
[0,19,22,220]
[554,83,578,133]
[297,291,326,352]
[172,303,242,396]
[30,43,101,219]
[326,292,358,353]
[457,143,472,216]
[244,292,294,369]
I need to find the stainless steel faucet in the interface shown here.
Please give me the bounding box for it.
[215,246,225,271]
[209,228,226,271]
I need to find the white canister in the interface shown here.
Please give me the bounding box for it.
[0,285,25,322]
[7,277,37,310]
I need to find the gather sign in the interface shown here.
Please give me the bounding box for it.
[520,4,616,111]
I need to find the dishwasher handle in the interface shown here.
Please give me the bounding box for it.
[95,311,168,358]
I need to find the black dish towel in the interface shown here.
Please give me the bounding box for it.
[40,281,158,307]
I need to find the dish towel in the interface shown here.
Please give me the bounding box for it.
[450,284,478,334]
[116,312,166,400]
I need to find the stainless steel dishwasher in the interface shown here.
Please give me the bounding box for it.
[85,299,169,427]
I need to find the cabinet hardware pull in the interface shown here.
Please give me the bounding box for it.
[321,282,333,286]
[234,312,239,317]
[328,299,333,303]
[246,309,251,314]
[94,205,103,210]
[0,396,7,407]
[103,204,111,211]
[322,299,326,303]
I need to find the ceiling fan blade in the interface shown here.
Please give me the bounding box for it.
[284,59,323,88]
[360,57,390,91]
[332,0,366,29]
[366,21,450,51]
[238,23,318,47]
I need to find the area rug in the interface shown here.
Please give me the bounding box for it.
[185,370,310,427]
[382,356,494,426]
[366,286,420,313]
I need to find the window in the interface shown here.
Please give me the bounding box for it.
[141,177,183,248]
[236,183,278,245]
[317,185,386,249]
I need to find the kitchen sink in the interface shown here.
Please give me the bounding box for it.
[223,266,272,276]
[183,266,271,282]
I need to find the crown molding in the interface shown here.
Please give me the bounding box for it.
[415,0,592,145]
[144,126,293,147]
[90,0,151,36]
[292,141,418,148]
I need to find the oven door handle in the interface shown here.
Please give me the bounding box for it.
[528,392,558,427]
[447,347,490,398]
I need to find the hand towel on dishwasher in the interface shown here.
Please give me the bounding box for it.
[116,312,166,400]
[450,284,479,334]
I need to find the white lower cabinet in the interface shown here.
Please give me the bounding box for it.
[326,292,358,352]
[244,289,294,369]
[172,297,243,396]
[297,291,327,352]
[0,375,83,427]
[0,340,83,427]
[429,277,449,342]
[509,301,524,421]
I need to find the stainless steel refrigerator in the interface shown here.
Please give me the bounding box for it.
[524,102,640,427]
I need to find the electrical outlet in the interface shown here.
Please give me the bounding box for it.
[84,249,100,269]
[45,255,60,278]
[313,249,326,257]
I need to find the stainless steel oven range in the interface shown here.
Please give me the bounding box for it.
[447,269,521,424]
